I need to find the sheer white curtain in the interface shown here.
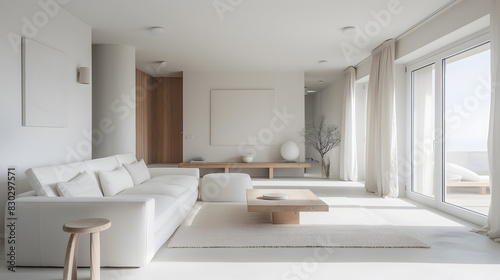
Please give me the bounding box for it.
[485,0,500,240]
[365,39,399,197]
[340,67,358,181]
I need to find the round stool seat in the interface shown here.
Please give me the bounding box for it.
[63,218,111,234]
[62,218,111,280]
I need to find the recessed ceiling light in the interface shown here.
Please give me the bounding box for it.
[318,60,327,64]
[158,61,167,68]
[307,90,316,93]
[156,61,167,71]
[150,26,165,35]
[318,80,324,83]
[341,26,357,35]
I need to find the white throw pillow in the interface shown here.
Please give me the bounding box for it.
[25,162,88,197]
[115,153,137,166]
[56,171,103,197]
[99,167,134,196]
[124,159,151,185]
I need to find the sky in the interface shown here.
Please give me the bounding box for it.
[444,45,491,152]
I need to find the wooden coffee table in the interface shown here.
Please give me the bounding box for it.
[246,189,328,224]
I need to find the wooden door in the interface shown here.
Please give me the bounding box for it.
[136,71,183,164]
[151,77,183,163]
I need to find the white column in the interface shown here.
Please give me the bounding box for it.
[92,44,136,158]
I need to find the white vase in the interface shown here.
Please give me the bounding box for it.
[321,156,330,179]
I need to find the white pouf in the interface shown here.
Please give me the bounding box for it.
[201,173,253,202]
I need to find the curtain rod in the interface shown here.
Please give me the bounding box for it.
[354,0,459,68]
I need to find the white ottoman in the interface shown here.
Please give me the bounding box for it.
[201,173,252,202]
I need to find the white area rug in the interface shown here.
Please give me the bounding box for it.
[167,198,430,248]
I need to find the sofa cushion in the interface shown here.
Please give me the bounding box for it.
[84,156,120,188]
[25,162,88,197]
[152,195,185,235]
[148,175,199,192]
[119,182,189,198]
[99,167,134,196]
[118,190,192,237]
[56,171,103,197]
[124,159,151,185]
[115,153,137,166]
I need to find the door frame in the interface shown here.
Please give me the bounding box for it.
[405,30,490,226]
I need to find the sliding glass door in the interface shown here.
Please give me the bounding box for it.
[411,63,436,199]
[443,42,491,216]
[408,32,491,224]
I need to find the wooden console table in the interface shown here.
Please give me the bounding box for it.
[178,162,311,179]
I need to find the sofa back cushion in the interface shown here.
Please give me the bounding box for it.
[25,162,88,196]
[99,166,135,196]
[124,159,151,185]
[56,171,103,197]
[115,153,137,166]
[84,156,120,189]
[25,153,139,196]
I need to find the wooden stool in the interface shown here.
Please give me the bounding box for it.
[63,218,111,280]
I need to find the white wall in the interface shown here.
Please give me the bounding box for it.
[304,94,321,175]
[396,0,489,64]
[0,2,92,234]
[183,71,305,177]
[393,0,488,195]
[306,80,344,179]
[394,64,408,194]
[356,0,489,73]
[350,0,490,195]
[92,44,136,158]
[355,82,367,181]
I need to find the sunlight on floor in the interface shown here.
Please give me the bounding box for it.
[252,178,364,188]
[2,178,500,280]
[446,188,490,216]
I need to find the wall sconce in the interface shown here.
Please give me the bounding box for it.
[78,67,90,84]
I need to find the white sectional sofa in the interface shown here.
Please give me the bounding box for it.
[5,153,199,267]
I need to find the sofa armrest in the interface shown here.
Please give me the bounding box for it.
[148,167,200,178]
[8,196,155,267]
[17,190,36,197]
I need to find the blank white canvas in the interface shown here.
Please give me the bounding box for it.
[22,38,67,127]
[211,89,275,146]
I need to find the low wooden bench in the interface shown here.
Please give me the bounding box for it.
[178,162,311,179]
[446,181,490,195]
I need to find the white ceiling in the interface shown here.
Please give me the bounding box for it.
[64,0,455,91]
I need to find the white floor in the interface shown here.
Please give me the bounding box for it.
[446,188,491,216]
[3,179,500,280]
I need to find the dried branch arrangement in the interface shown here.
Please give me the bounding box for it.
[301,114,341,178]
[302,114,341,158]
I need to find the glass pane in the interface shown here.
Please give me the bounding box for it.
[412,63,436,198]
[444,42,491,215]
